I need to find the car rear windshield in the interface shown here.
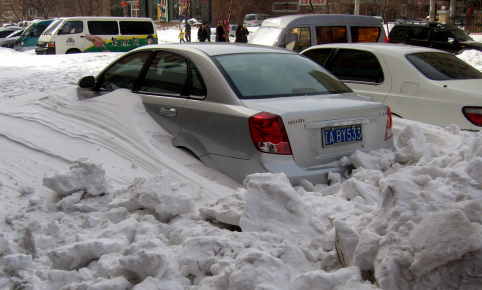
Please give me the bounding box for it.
[406,52,482,80]
[213,53,352,99]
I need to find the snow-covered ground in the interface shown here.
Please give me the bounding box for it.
[0,27,482,290]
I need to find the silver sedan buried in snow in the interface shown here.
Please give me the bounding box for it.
[78,43,395,185]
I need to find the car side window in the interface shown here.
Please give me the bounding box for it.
[280,27,311,52]
[190,63,205,97]
[351,27,381,42]
[389,26,410,39]
[140,51,188,95]
[302,48,334,67]
[433,30,450,42]
[316,26,347,44]
[100,51,152,91]
[327,49,384,83]
[408,27,431,41]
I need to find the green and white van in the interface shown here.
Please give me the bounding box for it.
[35,17,157,54]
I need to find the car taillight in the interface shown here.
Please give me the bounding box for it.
[385,35,389,43]
[249,112,292,155]
[462,107,482,126]
[385,107,393,140]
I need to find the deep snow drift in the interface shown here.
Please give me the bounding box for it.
[0,28,482,290]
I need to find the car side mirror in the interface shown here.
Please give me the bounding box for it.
[78,76,96,88]
[448,37,455,44]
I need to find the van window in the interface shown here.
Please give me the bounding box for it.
[245,15,255,21]
[316,26,347,44]
[327,49,384,83]
[88,21,119,35]
[101,51,152,91]
[59,21,83,35]
[119,21,154,35]
[281,27,311,52]
[351,27,381,42]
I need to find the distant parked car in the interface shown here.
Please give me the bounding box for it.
[388,21,482,54]
[244,14,269,27]
[78,43,394,185]
[0,29,24,48]
[0,26,22,38]
[301,43,482,130]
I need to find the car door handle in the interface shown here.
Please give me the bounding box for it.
[160,107,176,117]
[80,35,85,38]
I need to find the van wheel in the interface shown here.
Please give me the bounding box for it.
[66,49,81,54]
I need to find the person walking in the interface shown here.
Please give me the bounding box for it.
[197,23,209,42]
[185,22,191,42]
[204,22,211,42]
[215,21,225,42]
[179,28,186,43]
[242,23,250,43]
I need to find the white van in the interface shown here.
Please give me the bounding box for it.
[244,14,269,27]
[249,14,386,52]
[35,16,157,54]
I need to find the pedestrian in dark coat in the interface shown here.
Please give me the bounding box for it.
[204,22,211,42]
[185,22,191,42]
[197,23,209,42]
[216,21,226,42]
[235,25,244,43]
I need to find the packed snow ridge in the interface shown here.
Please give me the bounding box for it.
[2,120,482,289]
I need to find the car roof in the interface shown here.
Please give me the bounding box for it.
[135,43,295,56]
[303,43,450,55]
[261,14,381,28]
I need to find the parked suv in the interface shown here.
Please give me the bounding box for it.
[388,21,482,54]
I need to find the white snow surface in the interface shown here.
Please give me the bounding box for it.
[0,27,482,290]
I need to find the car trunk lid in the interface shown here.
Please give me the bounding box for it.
[242,93,391,168]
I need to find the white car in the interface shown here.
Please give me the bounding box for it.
[301,43,482,130]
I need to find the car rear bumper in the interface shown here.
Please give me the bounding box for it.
[204,153,353,186]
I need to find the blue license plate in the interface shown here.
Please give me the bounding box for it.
[323,125,362,146]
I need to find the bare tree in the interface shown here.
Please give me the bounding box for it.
[30,0,59,19]
[8,0,31,21]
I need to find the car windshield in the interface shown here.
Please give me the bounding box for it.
[449,27,473,42]
[43,19,64,35]
[213,53,352,99]
[249,27,283,46]
[406,52,482,80]
[21,23,36,37]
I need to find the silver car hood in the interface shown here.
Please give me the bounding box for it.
[241,93,391,169]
